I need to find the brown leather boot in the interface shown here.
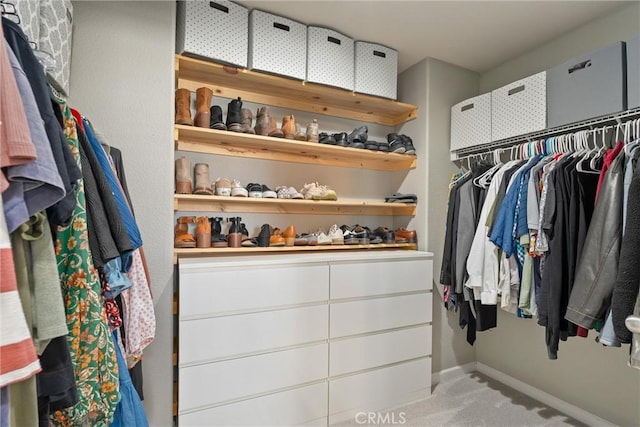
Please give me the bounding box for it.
[194,87,213,128]
[268,117,284,138]
[254,106,271,136]
[241,108,255,134]
[282,115,296,139]
[195,216,211,248]
[193,163,213,195]
[175,89,193,126]
[174,216,196,248]
[175,156,192,193]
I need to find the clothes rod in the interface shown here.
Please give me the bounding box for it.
[451,107,640,160]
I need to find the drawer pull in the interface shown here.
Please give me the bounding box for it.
[209,2,229,13]
[461,103,474,112]
[508,85,525,96]
[273,22,290,32]
[328,36,341,45]
[373,50,386,58]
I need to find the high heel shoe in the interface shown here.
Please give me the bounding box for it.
[282,224,296,247]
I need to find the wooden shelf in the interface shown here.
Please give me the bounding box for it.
[173,243,416,263]
[174,194,416,216]
[175,125,416,171]
[175,54,418,127]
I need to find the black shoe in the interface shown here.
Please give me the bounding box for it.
[333,132,349,147]
[387,133,406,153]
[257,223,270,247]
[209,217,227,246]
[226,97,243,132]
[319,132,337,145]
[374,226,396,244]
[261,184,277,198]
[364,139,379,151]
[377,140,390,152]
[348,126,368,148]
[401,135,416,154]
[210,105,227,130]
[246,183,263,198]
[240,223,250,240]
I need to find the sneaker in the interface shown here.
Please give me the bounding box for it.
[276,186,304,199]
[387,133,406,153]
[314,229,332,245]
[300,182,338,201]
[401,135,416,154]
[328,224,344,245]
[214,177,231,196]
[231,179,248,197]
[262,184,277,198]
[348,125,368,149]
[246,183,263,198]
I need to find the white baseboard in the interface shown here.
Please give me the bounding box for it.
[431,362,477,385]
[476,362,615,427]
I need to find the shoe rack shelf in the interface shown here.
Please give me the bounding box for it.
[173,243,417,263]
[176,54,418,127]
[175,125,416,171]
[174,194,416,216]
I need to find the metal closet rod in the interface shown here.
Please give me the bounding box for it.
[453,107,640,160]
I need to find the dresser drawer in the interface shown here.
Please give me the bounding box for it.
[330,293,432,338]
[329,358,431,418]
[179,343,328,411]
[179,305,328,365]
[179,264,328,317]
[330,259,432,299]
[330,325,431,376]
[179,382,328,426]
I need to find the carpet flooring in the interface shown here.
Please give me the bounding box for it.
[332,372,586,427]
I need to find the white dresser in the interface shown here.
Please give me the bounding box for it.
[177,251,433,426]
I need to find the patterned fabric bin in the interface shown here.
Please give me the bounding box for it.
[306,26,354,91]
[450,93,492,152]
[38,0,73,96]
[354,41,398,100]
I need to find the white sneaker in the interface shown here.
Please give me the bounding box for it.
[276,186,304,199]
[315,229,332,245]
[328,224,344,245]
[300,182,337,200]
[231,179,248,197]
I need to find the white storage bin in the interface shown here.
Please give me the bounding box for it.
[628,34,640,110]
[14,0,40,46]
[450,93,492,151]
[307,26,354,91]
[491,71,546,141]
[248,10,307,80]
[354,41,398,99]
[176,0,248,68]
[38,0,72,96]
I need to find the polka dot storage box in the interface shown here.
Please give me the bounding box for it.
[491,71,547,141]
[307,26,354,91]
[354,41,398,100]
[176,0,248,68]
[450,93,492,152]
[248,10,307,80]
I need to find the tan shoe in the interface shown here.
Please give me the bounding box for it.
[241,108,256,134]
[175,88,193,126]
[195,216,211,248]
[306,119,319,142]
[268,117,284,138]
[175,156,192,194]
[194,87,212,127]
[174,216,196,248]
[254,106,271,136]
[282,115,296,139]
[193,163,213,195]
[282,224,296,247]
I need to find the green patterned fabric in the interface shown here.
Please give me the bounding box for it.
[51,101,120,426]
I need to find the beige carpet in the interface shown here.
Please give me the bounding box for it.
[332,372,586,427]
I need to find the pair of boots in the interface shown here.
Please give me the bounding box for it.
[175,87,219,128]
[254,107,313,140]
[175,156,213,195]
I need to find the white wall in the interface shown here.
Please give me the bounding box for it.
[474,3,640,426]
[69,2,176,426]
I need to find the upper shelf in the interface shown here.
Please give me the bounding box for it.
[175,54,418,127]
[175,125,417,171]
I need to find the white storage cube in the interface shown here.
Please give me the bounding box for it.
[491,71,546,141]
[354,42,398,99]
[38,0,72,96]
[248,10,307,80]
[450,93,492,151]
[176,0,248,68]
[307,27,354,91]
[628,34,640,110]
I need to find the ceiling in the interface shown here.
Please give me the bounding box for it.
[236,1,629,73]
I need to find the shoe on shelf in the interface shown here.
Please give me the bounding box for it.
[175,88,193,126]
[401,135,416,154]
[214,177,232,196]
[301,233,318,246]
[319,132,336,145]
[257,223,271,247]
[175,156,192,194]
[364,139,379,151]
[268,117,284,138]
[255,106,271,136]
[174,216,196,248]
[195,216,211,248]
[209,217,227,247]
[333,132,349,147]
[294,234,309,246]
[231,179,249,197]
[377,140,390,152]
[209,105,227,130]
[282,224,296,246]
[348,125,368,149]
[306,119,319,142]
[226,216,243,248]
[270,227,285,247]
[294,123,307,141]
[241,108,256,134]
[395,228,417,243]
[262,185,277,198]
[276,186,304,199]
[246,183,263,198]
[387,133,406,154]
[282,115,296,139]
[342,225,360,245]
[194,87,213,128]
[300,182,338,201]
[226,97,243,133]
[193,163,213,195]
[314,229,333,245]
[374,226,396,244]
[328,224,344,245]
[352,225,371,244]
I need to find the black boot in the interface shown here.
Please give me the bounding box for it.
[209,217,226,247]
[257,224,271,247]
[210,105,226,130]
[226,97,243,133]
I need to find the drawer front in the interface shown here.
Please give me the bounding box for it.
[330,259,432,299]
[179,343,328,411]
[330,293,432,338]
[179,305,328,365]
[329,358,431,416]
[330,325,431,376]
[179,264,328,317]
[179,382,328,426]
